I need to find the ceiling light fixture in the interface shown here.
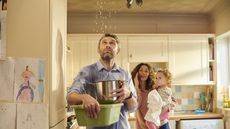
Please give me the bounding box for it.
[127,0,133,8]
[136,0,143,7]
[127,0,143,8]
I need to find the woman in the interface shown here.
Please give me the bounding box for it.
[131,63,154,129]
[132,63,173,129]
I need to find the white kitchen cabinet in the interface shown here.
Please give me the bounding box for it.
[68,34,214,85]
[87,35,102,63]
[115,35,129,70]
[179,119,224,129]
[87,35,128,69]
[128,36,168,62]
[169,120,176,129]
[168,35,210,85]
[67,34,129,84]
[67,35,90,82]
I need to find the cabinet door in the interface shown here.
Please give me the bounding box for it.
[169,35,209,85]
[128,36,168,62]
[67,35,87,81]
[116,35,129,69]
[87,35,101,63]
[67,35,129,80]
[169,120,176,129]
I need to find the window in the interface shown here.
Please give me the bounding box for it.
[216,32,230,107]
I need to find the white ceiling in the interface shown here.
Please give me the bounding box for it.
[68,0,223,14]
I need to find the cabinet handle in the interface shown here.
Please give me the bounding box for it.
[161,43,164,56]
[130,54,132,58]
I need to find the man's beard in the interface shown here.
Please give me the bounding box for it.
[101,52,114,61]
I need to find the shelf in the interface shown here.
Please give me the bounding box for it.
[208,38,215,61]
[208,37,215,82]
[209,60,215,63]
[208,81,216,85]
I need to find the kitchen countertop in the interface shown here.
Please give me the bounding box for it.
[169,112,223,120]
[128,112,223,121]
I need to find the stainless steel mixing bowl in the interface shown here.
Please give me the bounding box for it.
[95,80,121,104]
[84,80,122,104]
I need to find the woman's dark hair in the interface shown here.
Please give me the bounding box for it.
[131,63,154,91]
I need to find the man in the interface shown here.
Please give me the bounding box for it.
[67,33,138,129]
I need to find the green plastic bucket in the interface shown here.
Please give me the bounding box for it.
[72,103,123,127]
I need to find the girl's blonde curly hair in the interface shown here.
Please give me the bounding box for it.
[156,69,172,87]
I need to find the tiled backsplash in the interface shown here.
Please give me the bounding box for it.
[172,85,209,112]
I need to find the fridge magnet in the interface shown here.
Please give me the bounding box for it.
[14,58,45,103]
[0,103,16,129]
[17,104,48,129]
[0,57,15,101]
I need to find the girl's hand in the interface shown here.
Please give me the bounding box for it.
[169,96,177,110]
[162,105,170,112]
[153,84,158,89]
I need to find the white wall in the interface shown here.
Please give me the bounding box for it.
[6,0,67,128]
[211,0,230,36]
[7,0,50,58]
[7,0,51,108]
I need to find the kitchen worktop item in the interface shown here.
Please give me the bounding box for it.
[84,80,121,104]
[72,103,123,127]
[194,109,206,114]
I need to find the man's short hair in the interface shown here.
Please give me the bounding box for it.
[98,33,120,47]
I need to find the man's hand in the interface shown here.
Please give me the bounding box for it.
[111,80,131,103]
[82,94,100,118]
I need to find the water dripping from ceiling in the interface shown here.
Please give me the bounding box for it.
[94,0,117,34]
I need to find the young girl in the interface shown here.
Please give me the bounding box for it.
[145,69,175,129]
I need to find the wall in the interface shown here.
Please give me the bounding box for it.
[7,0,50,58]
[4,1,50,128]
[5,0,67,129]
[173,85,210,112]
[6,0,51,106]
[68,13,212,34]
[211,0,230,36]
